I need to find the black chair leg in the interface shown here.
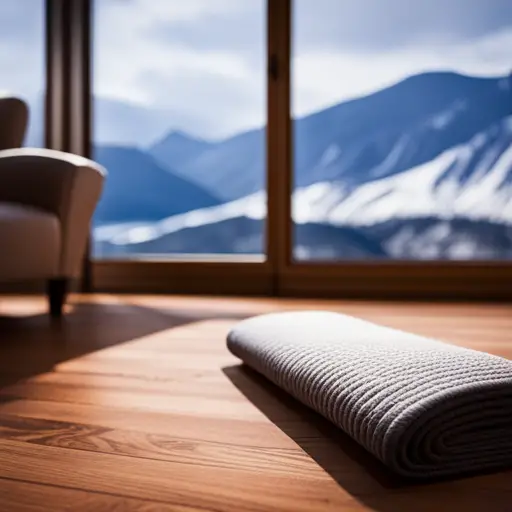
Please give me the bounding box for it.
[47,278,68,318]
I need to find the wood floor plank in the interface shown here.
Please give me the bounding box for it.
[0,294,511,511]
[0,439,357,512]
[0,413,320,478]
[6,370,236,399]
[0,478,184,512]
[0,383,264,421]
[0,399,300,449]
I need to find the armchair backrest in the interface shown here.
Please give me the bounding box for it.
[0,96,28,150]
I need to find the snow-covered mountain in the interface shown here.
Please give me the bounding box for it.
[294,116,512,226]
[149,71,512,201]
[293,72,512,189]
[95,113,512,259]
[93,215,389,260]
[92,71,512,259]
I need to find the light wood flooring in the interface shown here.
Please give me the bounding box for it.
[0,295,510,511]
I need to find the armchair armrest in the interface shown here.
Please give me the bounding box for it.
[0,148,105,277]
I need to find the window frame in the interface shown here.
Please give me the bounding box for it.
[65,0,512,300]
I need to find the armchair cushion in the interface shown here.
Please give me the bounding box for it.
[0,202,60,282]
[0,148,105,278]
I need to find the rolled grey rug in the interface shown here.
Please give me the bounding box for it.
[227,311,512,479]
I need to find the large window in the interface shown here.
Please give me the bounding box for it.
[0,0,45,147]
[82,0,512,297]
[92,0,267,260]
[1,1,508,295]
[292,0,512,261]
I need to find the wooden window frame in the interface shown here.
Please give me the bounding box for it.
[0,0,73,296]
[68,0,512,300]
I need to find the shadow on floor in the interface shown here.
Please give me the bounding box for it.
[223,364,510,512]
[0,296,247,388]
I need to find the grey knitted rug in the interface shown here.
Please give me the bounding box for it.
[227,311,512,479]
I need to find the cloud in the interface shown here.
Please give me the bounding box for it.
[145,0,512,55]
[2,0,512,142]
[293,28,512,116]
[93,0,266,138]
[93,0,512,138]
[293,0,512,52]
[144,0,265,66]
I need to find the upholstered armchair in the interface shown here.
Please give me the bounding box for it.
[0,96,105,317]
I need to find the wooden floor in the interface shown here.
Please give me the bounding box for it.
[0,295,510,512]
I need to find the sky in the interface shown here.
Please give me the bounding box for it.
[1,0,512,143]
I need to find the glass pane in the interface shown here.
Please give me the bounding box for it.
[92,0,266,260]
[0,1,45,147]
[293,0,512,261]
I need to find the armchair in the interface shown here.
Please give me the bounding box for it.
[0,96,105,317]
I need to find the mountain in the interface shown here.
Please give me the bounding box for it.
[152,72,512,201]
[150,130,213,170]
[150,128,265,200]
[93,145,220,224]
[94,114,512,259]
[293,72,512,187]
[361,218,512,260]
[93,217,388,260]
[291,116,512,227]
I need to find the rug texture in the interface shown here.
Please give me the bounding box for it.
[227,311,512,479]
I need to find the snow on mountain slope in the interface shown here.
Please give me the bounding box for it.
[96,191,265,246]
[294,74,512,189]
[362,218,512,260]
[94,115,512,258]
[92,111,512,245]
[93,215,388,260]
[322,116,512,226]
[148,72,512,201]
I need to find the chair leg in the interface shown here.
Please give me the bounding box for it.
[47,278,68,318]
